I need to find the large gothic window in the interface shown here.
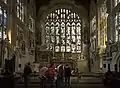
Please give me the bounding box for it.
[16,0,24,22]
[0,6,7,41]
[45,9,81,53]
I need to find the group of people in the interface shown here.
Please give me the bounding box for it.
[0,62,81,88]
[39,62,72,88]
[20,62,72,88]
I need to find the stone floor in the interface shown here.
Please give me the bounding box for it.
[71,77,105,88]
[16,76,106,88]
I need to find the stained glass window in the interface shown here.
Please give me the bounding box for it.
[45,9,81,53]
[16,0,24,22]
[0,6,7,41]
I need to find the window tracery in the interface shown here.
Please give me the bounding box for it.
[16,0,24,22]
[45,9,81,53]
[0,6,7,41]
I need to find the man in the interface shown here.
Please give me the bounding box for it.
[64,64,71,87]
[103,67,112,86]
[23,63,32,88]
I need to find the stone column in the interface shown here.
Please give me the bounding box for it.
[84,24,91,72]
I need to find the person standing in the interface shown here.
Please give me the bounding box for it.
[23,62,32,88]
[40,66,48,77]
[103,66,112,86]
[56,63,64,88]
[64,64,71,87]
[40,65,48,88]
[45,63,56,88]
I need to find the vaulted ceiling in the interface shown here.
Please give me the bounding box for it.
[36,0,91,15]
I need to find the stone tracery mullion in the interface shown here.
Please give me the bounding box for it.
[59,9,61,52]
[75,14,77,53]
[65,9,67,52]
[70,18,72,52]
[45,8,81,54]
